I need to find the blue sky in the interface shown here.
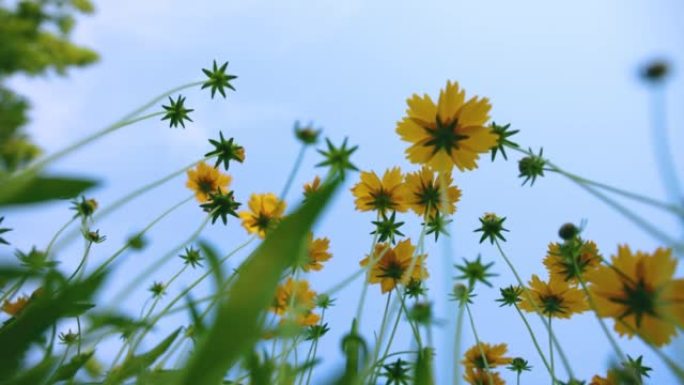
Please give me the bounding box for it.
[5,0,684,383]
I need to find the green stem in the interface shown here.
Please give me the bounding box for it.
[110,211,212,304]
[67,241,92,282]
[464,301,494,385]
[120,81,203,122]
[76,316,82,355]
[280,144,307,200]
[303,309,326,385]
[93,195,194,276]
[25,111,164,174]
[548,316,554,385]
[367,292,394,384]
[355,230,380,326]
[397,289,423,349]
[494,240,575,379]
[454,302,465,385]
[513,304,555,383]
[46,217,77,258]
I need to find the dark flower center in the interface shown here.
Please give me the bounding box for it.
[370,189,395,211]
[540,294,567,316]
[613,279,656,327]
[380,259,405,280]
[197,177,215,193]
[422,116,469,155]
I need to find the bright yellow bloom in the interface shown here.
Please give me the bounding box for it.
[404,166,461,217]
[462,342,512,370]
[186,161,232,202]
[2,295,29,316]
[396,81,498,172]
[543,240,602,285]
[586,245,684,347]
[463,368,506,385]
[359,239,428,294]
[270,278,320,326]
[303,176,321,199]
[300,232,332,272]
[238,193,286,239]
[518,274,589,318]
[351,167,409,214]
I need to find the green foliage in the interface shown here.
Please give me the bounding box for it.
[104,328,182,385]
[52,351,95,383]
[175,177,340,385]
[0,174,97,207]
[0,271,106,379]
[0,0,98,172]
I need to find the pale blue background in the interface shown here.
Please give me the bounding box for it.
[4,0,684,383]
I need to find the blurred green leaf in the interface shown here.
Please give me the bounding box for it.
[0,272,106,379]
[104,327,182,385]
[1,357,55,385]
[176,177,341,385]
[51,351,94,383]
[198,240,224,290]
[0,174,97,207]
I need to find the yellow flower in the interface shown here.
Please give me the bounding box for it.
[238,193,286,239]
[590,371,619,385]
[463,368,506,385]
[518,274,589,319]
[586,245,684,347]
[543,240,602,285]
[462,342,512,371]
[2,295,29,316]
[351,167,409,214]
[186,161,232,202]
[300,232,332,272]
[404,166,461,217]
[359,239,428,294]
[303,176,321,199]
[396,81,498,172]
[270,278,320,326]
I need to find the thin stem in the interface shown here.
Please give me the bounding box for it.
[397,289,422,349]
[67,241,92,282]
[120,81,203,122]
[548,316,554,385]
[494,240,575,379]
[355,230,380,326]
[279,144,307,200]
[303,309,326,385]
[55,156,214,252]
[76,316,82,355]
[46,217,77,258]
[93,195,194,276]
[513,304,555,383]
[367,292,394,384]
[453,302,465,385]
[25,111,164,174]
[649,84,684,214]
[110,211,212,304]
[464,301,494,385]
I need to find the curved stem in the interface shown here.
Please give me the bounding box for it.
[25,111,164,174]
[279,145,307,200]
[93,195,194,276]
[513,304,555,383]
[110,210,212,304]
[494,240,575,379]
[120,81,203,122]
[464,301,494,385]
[46,217,77,258]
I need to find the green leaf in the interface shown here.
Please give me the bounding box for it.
[1,358,55,385]
[0,272,106,379]
[0,173,97,207]
[104,327,182,385]
[198,240,224,289]
[51,351,94,383]
[175,177,341,385]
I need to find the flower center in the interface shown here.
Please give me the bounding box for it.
[540,294,566,316]
[422,116,469,155]
[197,177,215,193]
[417,183,440,212]
[380,259,405,280]
[370,189,394,211]
[613,279,656,327]
[255,213,272,231]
